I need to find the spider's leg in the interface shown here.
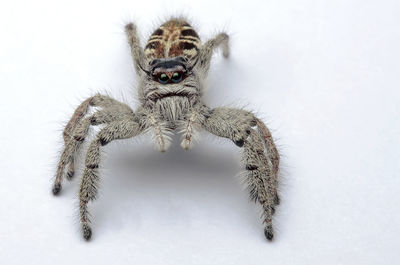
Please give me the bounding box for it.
[62,98,92,145]
[243,129,276,240]
[125,23,146,76]
[53,116,92,195]
[60,97,91,180]
[201,107,280,240]
[197,33,230,76]
[79,119,142,241]
[53,94,134,195]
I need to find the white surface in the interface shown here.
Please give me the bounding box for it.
[0,0,399,264]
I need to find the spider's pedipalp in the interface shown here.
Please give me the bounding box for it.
[179,107,205,150]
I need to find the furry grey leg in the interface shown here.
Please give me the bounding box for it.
[79,120,142,240]
[201,107,279,240]
[201,107,255,147]
[243,129,276,241]
[53,116,99,195]
[53,94,134,195]
[202,107,280,206]
[125,23,146,76]
[62,98,92,144]
[198,33,230,76]
[62,98,91,181]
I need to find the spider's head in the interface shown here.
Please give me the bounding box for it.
[139,56,200,102]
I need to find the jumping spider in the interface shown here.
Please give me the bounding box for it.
[52,18,281,241]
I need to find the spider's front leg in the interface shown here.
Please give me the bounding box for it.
[125,23,146,76]
[53,94,134,195]
[79,119,143,240]
[201,107,280,240]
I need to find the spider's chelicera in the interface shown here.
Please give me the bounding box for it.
[52,18,281,242]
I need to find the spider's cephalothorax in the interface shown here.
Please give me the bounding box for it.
[139,20,203,128]
[52,18,281,242]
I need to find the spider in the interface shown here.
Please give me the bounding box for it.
[52,17,281,241]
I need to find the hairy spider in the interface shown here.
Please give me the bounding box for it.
[52,18,281,241]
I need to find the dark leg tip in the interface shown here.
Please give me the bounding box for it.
[264,228,274,241]
[52,183,61,195]
[234,139,244,147]
[82,224,92,241]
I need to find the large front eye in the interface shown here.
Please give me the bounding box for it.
[158,73,169,84]
[171,72,182,83]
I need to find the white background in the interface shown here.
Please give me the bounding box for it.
[0,0,399,264]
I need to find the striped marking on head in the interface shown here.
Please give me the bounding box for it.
[145,19,201,61]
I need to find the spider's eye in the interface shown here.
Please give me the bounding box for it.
[158,73,169,84]
[171,72,182,83]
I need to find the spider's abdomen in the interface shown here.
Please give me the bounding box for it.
[144,19,201,61]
